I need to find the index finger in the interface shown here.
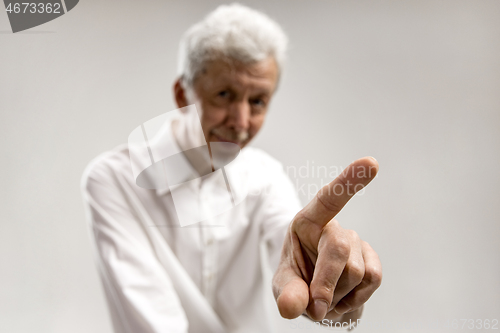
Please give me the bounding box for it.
[299,156,379,227]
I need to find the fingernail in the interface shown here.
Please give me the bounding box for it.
[334,300,352,315]
[311,300,329,320]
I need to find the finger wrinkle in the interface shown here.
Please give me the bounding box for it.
[315,191,343,215]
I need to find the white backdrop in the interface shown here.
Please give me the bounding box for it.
[1,1,499,332]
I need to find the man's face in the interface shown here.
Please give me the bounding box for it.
[190,56,279,148]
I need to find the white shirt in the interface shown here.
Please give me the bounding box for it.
[80,109,302,333]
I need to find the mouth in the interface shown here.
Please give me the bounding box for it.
[210,129,248,146]
[211,132,240,145]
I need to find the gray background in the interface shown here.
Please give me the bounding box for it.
[1,0,499,332]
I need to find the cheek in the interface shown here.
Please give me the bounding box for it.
[249,116,266,135]
[200,106,227,129]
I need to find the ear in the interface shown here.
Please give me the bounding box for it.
[173,78,189,109]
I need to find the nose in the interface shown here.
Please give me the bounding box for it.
[227,101,250,132]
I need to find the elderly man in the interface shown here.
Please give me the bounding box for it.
[81,4,381,333]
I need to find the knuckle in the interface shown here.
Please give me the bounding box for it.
[320,224,351,259]
[364,265,383,288]
[320,282,335,295]
[312,282,335,301]
[333,237,351,259]
[291,212,307,228]
[347,229,359,240]
[346,262,365,285]
[321,219,339,232]
[362,240,373,250]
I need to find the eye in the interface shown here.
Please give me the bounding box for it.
[252,98,264,106]
[251,98,265,107]
[217,90,230,98]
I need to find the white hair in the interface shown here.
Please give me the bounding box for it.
[177,3,288,87]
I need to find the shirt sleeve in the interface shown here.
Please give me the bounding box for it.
[255,158,302,273]
[81,156,189,333]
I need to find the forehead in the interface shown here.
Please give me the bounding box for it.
[194,56,279,93]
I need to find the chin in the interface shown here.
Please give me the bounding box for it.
[238,139,251,149]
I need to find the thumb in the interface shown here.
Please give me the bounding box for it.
[273,267,310,319]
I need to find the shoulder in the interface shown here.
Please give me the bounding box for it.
[80,144,132,192]
[240,146,285,174]
[239,147,294,192]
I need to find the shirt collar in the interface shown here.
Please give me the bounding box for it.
[149,107,248,197]
[154,115,197,196]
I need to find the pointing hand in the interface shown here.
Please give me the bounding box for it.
[273,157,382,324]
